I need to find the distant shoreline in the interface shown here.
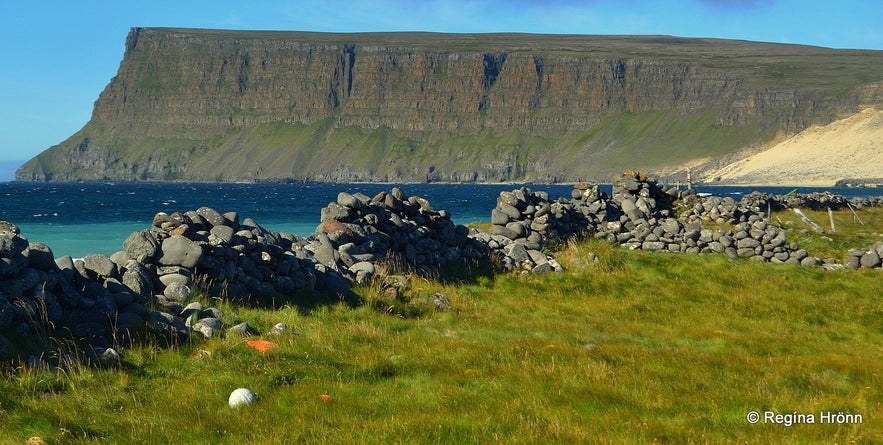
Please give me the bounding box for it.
[7,178,883,190]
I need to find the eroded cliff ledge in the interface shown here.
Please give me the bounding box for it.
[17,28,883,183]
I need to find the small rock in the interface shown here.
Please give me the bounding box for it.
[791,249,809,261]
[181,302,204,318]
[122,261,154,303]
[200,307,225,320]
[349,261,376,275]
[504,243,530,263]
[159,272,192,287]
[27,242,55,271]
[498,203,521,220]
[532,262,553,274]
[843,255,861,269]
[83,254,118,278]
[158,235,203,268]
[228,322,259,336]
[337,192,362,209]
[123,230,160,263]
[268,323,288,336]
[97,347,121,365]
[490,208,510,225]
[860,251,881,268]
[489,224,520,240]
[149,310,190,344]
[642,241,666,251]
[736,238,761,249]
[210,225,236,245]
[193,318,223,339]
[801,257,822,267]
[163,282,191,303]
[429,293,453,310]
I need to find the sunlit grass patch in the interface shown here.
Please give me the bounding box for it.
[774,206,883,259]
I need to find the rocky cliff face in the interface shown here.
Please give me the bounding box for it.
[17,28,883,183]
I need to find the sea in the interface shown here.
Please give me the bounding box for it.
[1,182,879,259]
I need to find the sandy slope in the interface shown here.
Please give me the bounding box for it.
[705,107,883,186]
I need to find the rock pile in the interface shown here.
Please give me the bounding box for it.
[589,174,820,264]
[480,172,826,266]
[487,187,553,249]
[848,195,883,209]
[0,186,495,359]
[844,242,883,269]
[310,188,486,281]
[479,174,679,270]
[482,186,601,273]
[126,206,342,302]
[0,221,151,357]
[119,206,359,342]
[678,195,755,225]
[470,230,563,274]
[609,171,678,217]
[740,191,869,212]
[587,172,679,244]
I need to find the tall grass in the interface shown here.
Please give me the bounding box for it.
[776,206,882,260]
[1,213,881,444]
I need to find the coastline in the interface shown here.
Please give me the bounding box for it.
[702,181,840,188]
[3,181,882,260]
[9,178,879,188]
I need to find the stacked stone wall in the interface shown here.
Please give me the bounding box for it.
[1,181,880,361]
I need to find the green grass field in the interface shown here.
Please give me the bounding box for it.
[1,209,881,444]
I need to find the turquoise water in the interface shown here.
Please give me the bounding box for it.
[15,221,150,258]
[13,220,321,258]
[2,182,572,258]
[1,182,877,258]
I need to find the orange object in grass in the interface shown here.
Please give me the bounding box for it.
[246,339,278,352]
[320,394,334,402]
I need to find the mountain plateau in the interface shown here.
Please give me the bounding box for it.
[16,28,883,184]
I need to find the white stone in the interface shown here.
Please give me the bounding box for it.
[228,388,258,408]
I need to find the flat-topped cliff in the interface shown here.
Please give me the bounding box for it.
[17,28,883,183]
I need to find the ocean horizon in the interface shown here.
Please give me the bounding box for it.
[1,181,879,259]
[0,161,25,183]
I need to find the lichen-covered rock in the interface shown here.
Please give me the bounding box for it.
[158,234,203,268]
[83,254,118,279]
[162,281,190,303]
[0,222,30,278]
[123,230,160,263]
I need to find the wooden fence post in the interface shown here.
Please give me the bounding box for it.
[827,207,836,233]
[792,208,825,233]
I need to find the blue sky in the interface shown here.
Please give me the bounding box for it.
[0,0,881,167]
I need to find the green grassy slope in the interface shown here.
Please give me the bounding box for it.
[2,207,881,444]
